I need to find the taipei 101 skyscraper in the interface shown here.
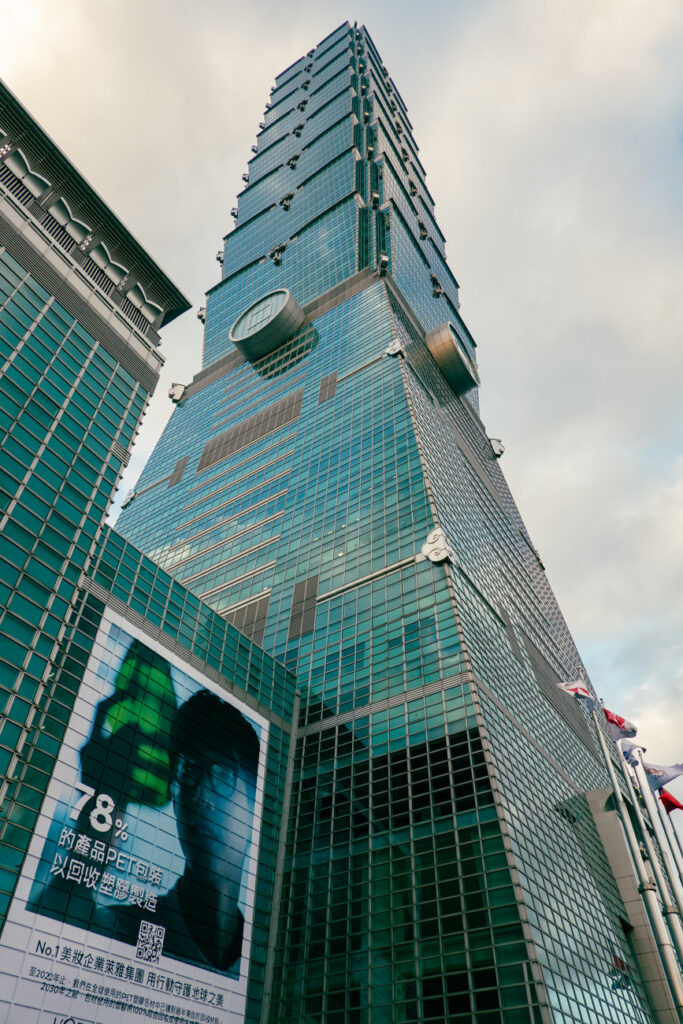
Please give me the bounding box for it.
[117,22,671,1024]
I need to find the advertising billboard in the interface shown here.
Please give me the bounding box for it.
[0,607,269,1024]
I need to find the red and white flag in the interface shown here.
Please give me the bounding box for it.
[660,789,683,815]
[603,708,637,742]
[557,679,594,710]
[643,762,683,792]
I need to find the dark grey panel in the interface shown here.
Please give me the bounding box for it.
[317,372,338,404]
[222,593,271,647]
[168,456,189,487]
[288,575,319,641]
[498,604,523,663]
[197,389,304,473]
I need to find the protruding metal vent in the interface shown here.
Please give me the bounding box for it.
[424,322,480,397]
[112,441,130,466]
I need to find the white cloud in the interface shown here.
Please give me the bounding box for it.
[409,0,683,738]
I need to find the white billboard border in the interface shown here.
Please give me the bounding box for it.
[0,604,271,1024]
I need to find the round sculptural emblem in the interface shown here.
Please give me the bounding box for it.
[231,290,288,341]
[229,289,305,361]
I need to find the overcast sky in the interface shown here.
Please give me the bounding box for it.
[2,0,682,792]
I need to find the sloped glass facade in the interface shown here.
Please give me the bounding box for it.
[114,21,657,1024]
[0,245,150,914]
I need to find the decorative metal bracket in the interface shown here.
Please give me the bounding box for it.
[115,272,131,294]
[168,383,187,405]
[384,339,403,357]
[269,243,286,266]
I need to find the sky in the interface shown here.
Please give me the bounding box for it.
[1,0,682,791]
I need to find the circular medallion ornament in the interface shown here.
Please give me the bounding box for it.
[229,289,305,361]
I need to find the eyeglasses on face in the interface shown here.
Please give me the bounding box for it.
[173,755,238,795]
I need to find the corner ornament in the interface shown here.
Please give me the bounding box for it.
[420,527,454,565]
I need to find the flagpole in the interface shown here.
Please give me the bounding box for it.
[590,708,683,1010]
[653,790,683,888]
[661,798,683,876]
[671,812,683,865]
[622,756,683,963]
[632,756,683,913]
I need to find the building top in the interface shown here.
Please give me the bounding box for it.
[272,21,350,87]
[0,79,190,330]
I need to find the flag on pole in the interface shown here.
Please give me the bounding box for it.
[660,789,683,815]
[603,708,637,742]
[620,738,644,767]
[642,762,683,792]
[557,679,595,710]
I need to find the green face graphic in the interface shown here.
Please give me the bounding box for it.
[81,641,178,808]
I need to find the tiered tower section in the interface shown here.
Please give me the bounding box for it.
[202,21,470,376]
